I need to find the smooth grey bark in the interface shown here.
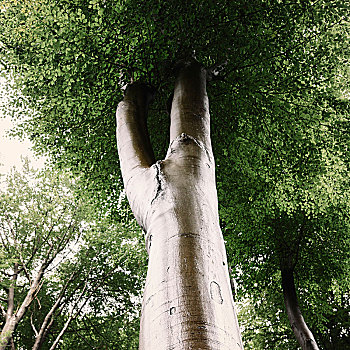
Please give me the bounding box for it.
[116,60,243,349]
[281,268,319,350]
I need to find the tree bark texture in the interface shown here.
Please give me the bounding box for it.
[281,268,319,350]
[116,61,243,349]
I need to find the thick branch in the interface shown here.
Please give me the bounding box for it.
[116,83,158,228]
[6,263,18,322]
[116,83,156,177]
[170,60,211,151]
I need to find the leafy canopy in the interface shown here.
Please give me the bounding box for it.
[1,0,349,347]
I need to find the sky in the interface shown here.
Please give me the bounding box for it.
[0,77,46,174]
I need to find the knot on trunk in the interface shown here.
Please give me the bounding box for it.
[166,133,213,165]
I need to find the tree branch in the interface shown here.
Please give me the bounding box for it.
[31,312,39,337]
[32,270,77,350]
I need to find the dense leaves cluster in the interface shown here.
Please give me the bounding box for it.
[1,0,349,348]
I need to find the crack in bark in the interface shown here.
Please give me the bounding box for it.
[151,161,164,205]
[145,233,152,254]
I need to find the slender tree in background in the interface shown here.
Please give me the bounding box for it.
[117,60,242,349]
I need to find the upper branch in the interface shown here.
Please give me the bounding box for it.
[169,60,212,154]
[116,83,156,182]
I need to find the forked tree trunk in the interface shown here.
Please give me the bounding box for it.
[116,60,243,349]
[281,268,319,350]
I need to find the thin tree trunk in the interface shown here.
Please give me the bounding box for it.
[31,307,54,350]
[48,265,115,350]
[0,263,18,350]
[116,60,243,349]
[281,268,319,350]
[48,280,89,350]
[32,271,76,350]
[0,264,46,350]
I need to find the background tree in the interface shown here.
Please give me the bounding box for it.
[0,161,86,348]
[21,220,146,350]
[1,0,349,348]
[0,161,146,349]
[48,222,146,350]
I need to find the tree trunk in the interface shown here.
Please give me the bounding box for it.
[0,263,18,350]
[32,297,59,350]
[281,268,319,350]
[116,60,243,349]
[0,264,46,350]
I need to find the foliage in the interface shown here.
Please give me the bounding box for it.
[15,221,146,349]
[0,161,146,349]
[1,0,350,347]
[1,0,347,210]
[0,159,86,293]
